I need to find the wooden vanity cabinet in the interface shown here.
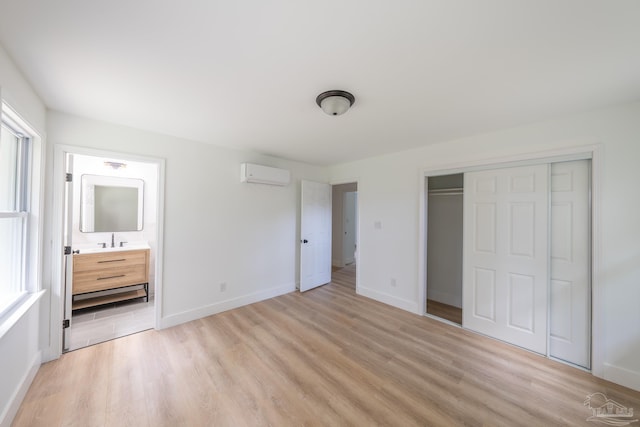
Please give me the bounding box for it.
[72,248,150,310]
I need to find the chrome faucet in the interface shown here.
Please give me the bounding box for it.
[111,233,115,248]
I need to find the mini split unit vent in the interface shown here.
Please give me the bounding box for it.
[240,163,291,186]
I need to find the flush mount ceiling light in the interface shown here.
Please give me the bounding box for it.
[104,161,127,170]
[316,90,355,116]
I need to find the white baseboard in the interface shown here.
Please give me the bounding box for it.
[357,286,420,314]
[0,350,41,427]
[603,363,640,392]
[160,282,296,329]
[427,289,462,308]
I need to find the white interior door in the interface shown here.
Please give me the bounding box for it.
[463,164,549,354]
[300,180,332,292]
[62,153,74,352]
[549,160,591,368]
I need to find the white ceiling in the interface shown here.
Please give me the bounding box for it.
[1,1,639,165]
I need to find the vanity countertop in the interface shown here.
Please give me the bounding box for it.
[74,242,150,254]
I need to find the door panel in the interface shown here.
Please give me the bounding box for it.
[549,160,591,368]
[509,202,535,257]
[508,273,535,332]
[474,203,496,253]
[463,164,549,354]
[550,279,572,341]
[300,180,332,292]
[473,268,496,321]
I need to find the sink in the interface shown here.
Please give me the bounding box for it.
[74,242,150,254]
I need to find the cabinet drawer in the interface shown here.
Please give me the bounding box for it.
[74,250,148,273]
[73,264,148,294]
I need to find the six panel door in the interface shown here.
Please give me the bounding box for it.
[463,164,549,354]
[549,160,591,368]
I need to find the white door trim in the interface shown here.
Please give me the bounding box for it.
[46,144,166,362]
[418,143,602,376]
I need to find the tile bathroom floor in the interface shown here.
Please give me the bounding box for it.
[67,296,154,351]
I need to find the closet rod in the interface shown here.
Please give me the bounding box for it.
[428,192,463,196]
[428,187,463,196]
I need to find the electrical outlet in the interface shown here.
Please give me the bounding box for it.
[390,278,396,287]
[220,282,227,292]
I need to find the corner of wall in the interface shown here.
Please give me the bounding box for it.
[159,282,296,329]
[356,286,420,315]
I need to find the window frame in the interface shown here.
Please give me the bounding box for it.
[0,101,41,319]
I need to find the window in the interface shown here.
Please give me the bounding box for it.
[0,105,34,314]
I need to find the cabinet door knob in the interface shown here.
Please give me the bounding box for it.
[302,239,309,244]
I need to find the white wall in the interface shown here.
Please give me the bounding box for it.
[0,44,46,427]
[329,102,640,392]
[46,111,328,329]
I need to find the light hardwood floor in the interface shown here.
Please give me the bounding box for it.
[427,299,462,325]
[13,264,640,426]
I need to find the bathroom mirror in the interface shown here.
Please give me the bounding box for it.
[80,174,144,232]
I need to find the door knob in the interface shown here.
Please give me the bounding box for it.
[302,239,309,244]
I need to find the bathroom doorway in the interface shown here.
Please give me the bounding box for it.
[57,148,164,352]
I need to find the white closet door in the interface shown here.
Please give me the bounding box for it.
[463,165,549,354]
[549,160,591,368]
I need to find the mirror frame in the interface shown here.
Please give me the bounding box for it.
[80,174,144,232]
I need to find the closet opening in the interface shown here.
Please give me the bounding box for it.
[425,173,463,325]
[422,156,593,370]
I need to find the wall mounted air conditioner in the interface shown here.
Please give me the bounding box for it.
[240,163,291,186]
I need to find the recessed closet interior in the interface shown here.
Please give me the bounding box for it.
[426,173,463,325]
